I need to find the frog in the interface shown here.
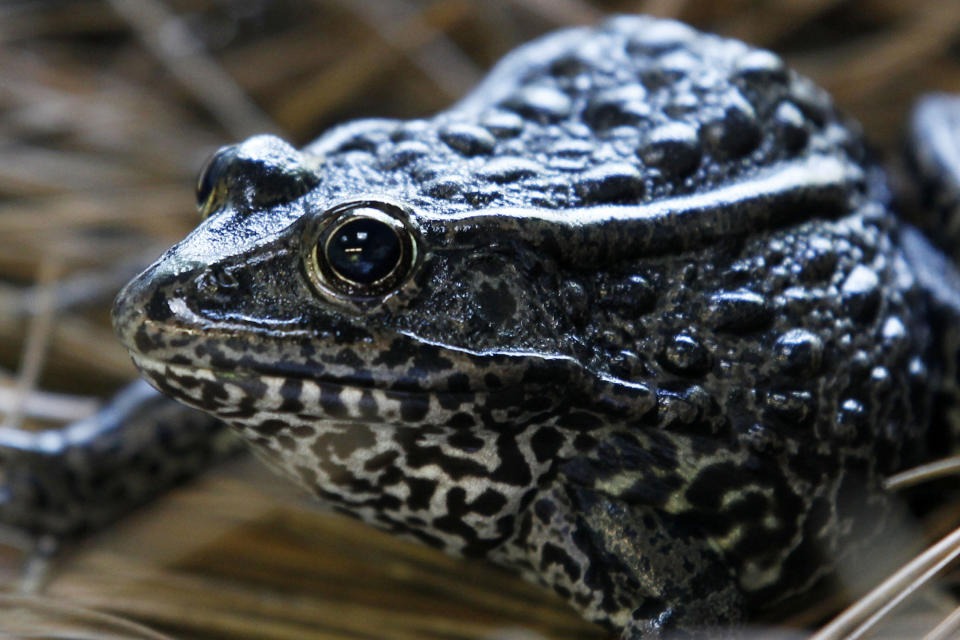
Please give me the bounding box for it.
[57,13,960,639]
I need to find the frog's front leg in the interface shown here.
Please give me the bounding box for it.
[0,380,234,536]
[509,480,744,639]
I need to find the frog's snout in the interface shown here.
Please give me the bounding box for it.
[112,257,204,359]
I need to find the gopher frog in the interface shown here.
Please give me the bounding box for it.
[110,15,960,639]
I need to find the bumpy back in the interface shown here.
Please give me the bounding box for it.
[308,16,867,218]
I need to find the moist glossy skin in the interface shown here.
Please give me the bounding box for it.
[113,16,960,639]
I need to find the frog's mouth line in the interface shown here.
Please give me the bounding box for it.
[128,351,503,427]
[129,347,655,429]
[127,327,599,398]
[129,351,459,396]
[128,351,572,432]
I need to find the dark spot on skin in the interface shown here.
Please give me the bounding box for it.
[382,140,431,169]
[476,281,517,325]
[334,133,379,153]
[638,122,702,177]
[464,187,500,206]
[448,412,477,430]
[530,427,565,463]
[574,163,645,204]
[357,390,380,420]
[573,433,598,452]
[534,498,556,524]
[448,430,483,451]
[400,396,430,422]
[279,378,304,412]
[133,325,164,355]
[477,157,542,183]
[583,85,650,130]
[439,123,496,156]
[253,420,287,437]
[405,477,438,510]
[556,411,603,430]
[446,373,471,393]
[479,257,505,278]
[703,102,762,158]
[425,177,463,199]
[310,424,375,462]
[541,543,582,582]
[319,387,348,419]
[551,139,594,159]
[145,288,174,322]
[364,451,399,472]
[471,489,508,515]
[374,339,413,369]
[549,53,590,77]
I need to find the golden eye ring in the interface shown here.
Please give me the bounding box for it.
[304,199,419,303]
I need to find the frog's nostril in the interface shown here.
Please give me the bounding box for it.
[112,258,203,349]
[214,266,239,289]
[144,286,174,322]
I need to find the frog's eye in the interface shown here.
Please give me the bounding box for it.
[196,145,233,219]
[326,216,402,284]
[306,200,418,301]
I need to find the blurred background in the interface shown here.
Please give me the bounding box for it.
[0,1,959,639]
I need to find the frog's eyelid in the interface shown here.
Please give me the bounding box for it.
[423,154,864,264]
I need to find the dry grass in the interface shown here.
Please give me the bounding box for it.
[1,1,959,638]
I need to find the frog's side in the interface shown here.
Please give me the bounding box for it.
[111,16,960,639]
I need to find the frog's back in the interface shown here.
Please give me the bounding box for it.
[308,16,861,219]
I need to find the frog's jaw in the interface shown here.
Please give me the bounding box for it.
[124,350,610,556]
[114,257,637,557]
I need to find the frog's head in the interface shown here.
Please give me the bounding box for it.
[114,127,863,428]
[113,133,653,435]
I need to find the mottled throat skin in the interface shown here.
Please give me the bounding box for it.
[113,15,960,639]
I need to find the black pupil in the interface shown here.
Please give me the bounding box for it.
[326,216,402,285]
